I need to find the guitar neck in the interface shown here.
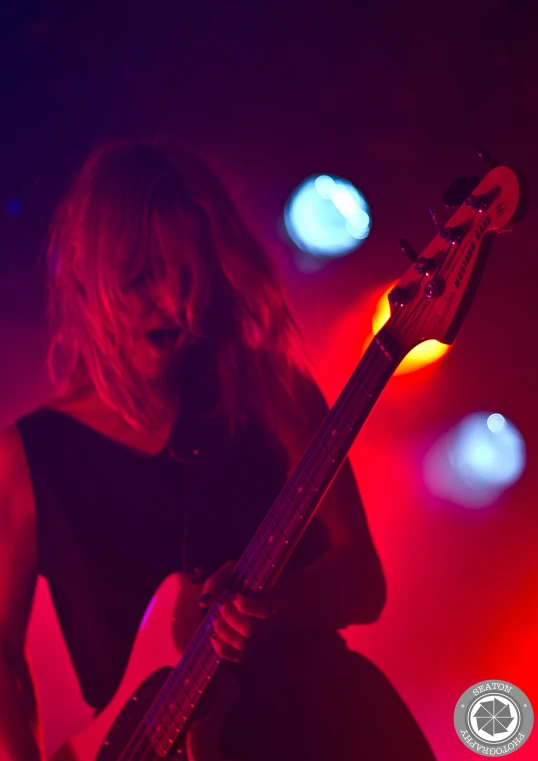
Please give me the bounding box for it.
[143,325,404,755]
[233,325,404,594]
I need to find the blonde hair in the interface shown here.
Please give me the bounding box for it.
[45,138,312,435]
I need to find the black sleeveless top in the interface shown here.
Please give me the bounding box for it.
[16,406,331,712]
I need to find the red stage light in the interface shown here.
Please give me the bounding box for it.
[366,282,450,375]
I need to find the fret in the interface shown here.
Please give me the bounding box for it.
[325,418,353,454]
[178,672,202,697]
[175,669,204,711]
[259,516,289,548]
[270,502,300,537]
[155,737,167,757]
[162,663,215,734]
[242,557,273,591]
[318,382,375,462]
[336,408,353,431]
[241,540,281,585]
[162,722,178,743]
[266,510,290,541]
[238,550,272,581]
[320,438,335,462]
[151,646,214,731]
[151,701,183,739]
[178,682,199,711]
[241,554,263,586]
[243,552,275,588]
[193,648,213,680]
[140,329,404,751]
[304,444,337,484]
[303,468,319,491]
[161,658,214,727]
[157,642,214,725]
[162,699,182,728]
[286,492,305,518]
[188,668,205,694]
[153,729,175,756]
[360,381,373,398]
[259,542,277,568]
[174,688,196,723]
[345,383,374,423]
[285,476,317,504]
[375,334,395,361]
[279,508,304,537]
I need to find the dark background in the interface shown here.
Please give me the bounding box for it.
[1,2,537,759]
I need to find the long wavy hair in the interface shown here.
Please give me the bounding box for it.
[45,138,312,437]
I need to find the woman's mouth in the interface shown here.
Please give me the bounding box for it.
[145,328,182,352]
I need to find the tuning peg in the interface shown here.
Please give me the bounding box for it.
[399,238,418,262]
[465,193,491,212]
[388,285,409,307]
[476,145,498,168]
[428,207,445,237]
[442,176,480,208]
[428,208,463,245]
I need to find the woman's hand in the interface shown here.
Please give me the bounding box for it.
[199,561,281,663]
[186,562,279,761]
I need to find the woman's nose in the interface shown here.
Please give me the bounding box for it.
[149,279,175,317]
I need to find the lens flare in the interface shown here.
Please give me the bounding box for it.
[424,412,526,507]
[284,175,371,257]
[368,282,449,375]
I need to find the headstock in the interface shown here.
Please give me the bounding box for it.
[385,166,523,356]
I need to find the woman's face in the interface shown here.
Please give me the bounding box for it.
[121,272,189,387]
[104,206,207,396]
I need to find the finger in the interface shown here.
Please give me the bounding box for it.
[210,634,247,664]
[212,609,250,651]
[199,560,236,605]
[217,600,256,637]
[230,592,279,619]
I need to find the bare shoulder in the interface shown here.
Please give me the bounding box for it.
[0,422,36,520]
[0,423,37,647]
[42,393,82,413]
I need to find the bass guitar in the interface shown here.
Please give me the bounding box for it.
[47,163,524,760]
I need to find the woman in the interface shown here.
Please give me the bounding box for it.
[0,139,435,760]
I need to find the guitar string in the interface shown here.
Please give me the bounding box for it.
[232,231,474,671]
[235,218,478,614]
[235,328,400,589]
[141,367,384,732]
[121,217,478,760]
[121,272,451,760]
[113,612,222,761]
[120,328,399,761]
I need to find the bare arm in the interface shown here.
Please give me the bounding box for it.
[274,373,387,629]
[193,379,386,663]
[0,424,44,761]
[204,374,387,664]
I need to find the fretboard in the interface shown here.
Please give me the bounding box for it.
[140,325,404,757]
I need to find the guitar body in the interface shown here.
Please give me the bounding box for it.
[37,569,440,761]
[62,669,173,761]
[42,569,437,761]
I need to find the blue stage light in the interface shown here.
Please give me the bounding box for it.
[284,175,371,257]
[423,412,526,508]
